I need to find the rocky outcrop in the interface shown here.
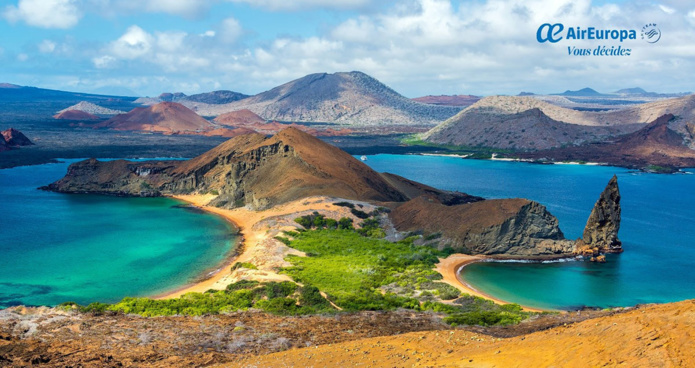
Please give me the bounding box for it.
[1,128,33,147]
[389,195,575,257]
[581,175,622,253]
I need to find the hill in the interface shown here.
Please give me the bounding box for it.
[96,102,212,133]
[0,128,33,152]
[422,97,642,150]
[53,110,101,121]
[411,94,480,107]
[214,109,266,126]
[557,87,606,96]
[185,71,462,126]
[520,114,695,170]
[56,101,125,116]
[134,90,250,106]
[185,90,250,104]
[2,128,33,147]
[423,94,695,152]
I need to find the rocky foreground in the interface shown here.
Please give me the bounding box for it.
[1,301,691,367]
[227,300,695,368]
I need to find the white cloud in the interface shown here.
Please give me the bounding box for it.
[659,4,676,14]
[92,55,117,68]
[38,40,56,53]
[4,0,81,29]
[21,0,695,97]
[109,25,154,59]
[17,53,28,61]
[89,0,216,18]
[227,0,373,11]
[218,17,242,44]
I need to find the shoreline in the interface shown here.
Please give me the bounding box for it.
[436,254,549,313]
[154,195,364,299]
[154,195,551,312]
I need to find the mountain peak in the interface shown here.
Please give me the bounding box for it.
[192,71,461,125]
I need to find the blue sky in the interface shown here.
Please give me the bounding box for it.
[1,0,694,97]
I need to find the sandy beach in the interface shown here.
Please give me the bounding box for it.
[436,254,547,312]
[156,195,374,299]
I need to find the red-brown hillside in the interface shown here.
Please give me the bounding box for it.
[214,109,265,126]
[53,110,101,121]
[97,102,212,133]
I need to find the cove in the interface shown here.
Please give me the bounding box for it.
[0,160,236,308]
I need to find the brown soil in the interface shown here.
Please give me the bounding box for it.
[227,300,695,367]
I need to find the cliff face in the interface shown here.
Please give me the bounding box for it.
[389,196,575,257]
[581,175,622,253]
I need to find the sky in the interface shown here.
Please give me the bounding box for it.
[0,0,694,97]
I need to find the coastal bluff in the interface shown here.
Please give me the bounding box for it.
[43,127,620,259]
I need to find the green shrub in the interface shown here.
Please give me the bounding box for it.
[231,262,258,271]
[299,285,330,308]
[263,281,297,299]
[350,208,370,219]
[334,201,355,209]
[226,280,260,292]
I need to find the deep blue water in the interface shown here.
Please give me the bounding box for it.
[0,160,235,308]
[362,154,695,310]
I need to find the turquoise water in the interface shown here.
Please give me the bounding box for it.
[363,155,695,310]
[0,160,235,308]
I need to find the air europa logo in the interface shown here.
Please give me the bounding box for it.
[536,23,637,43]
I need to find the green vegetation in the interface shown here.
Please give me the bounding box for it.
[231,262,258,271]
[281,226,530,325]
[294,212,354,230]
[81,280,334,317]
[63,211,531,327]
[644,165,676,174]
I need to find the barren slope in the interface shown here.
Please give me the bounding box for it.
[97,102,212,133]
[227,299,695,368]
[182,72,462,126]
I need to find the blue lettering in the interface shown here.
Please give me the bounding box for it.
[537,23,564,43]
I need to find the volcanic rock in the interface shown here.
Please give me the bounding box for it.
[581,175,622,253]
[2,128,33,146]
[389,195,575,257]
